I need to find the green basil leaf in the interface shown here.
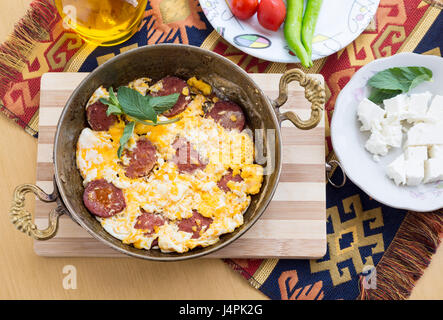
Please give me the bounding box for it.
[107,105,124,116]
[99,97,114,108]
[117,121,135,158]
[368,88,402,105]
[117,86,157,122]
[147,93,180,113]
[368,66,433,93]
[100,88,123,116]
[100,98,123,117]
[108,87,119,105]
[102,86,181,127]
[410,73,432,90]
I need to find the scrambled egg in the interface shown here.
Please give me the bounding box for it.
[76,78,264,253]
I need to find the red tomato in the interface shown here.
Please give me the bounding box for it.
[230,0,259,20]
[257,0,286,31]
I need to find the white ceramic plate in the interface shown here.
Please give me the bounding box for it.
[199,0,380,63]
[331,53,443,212]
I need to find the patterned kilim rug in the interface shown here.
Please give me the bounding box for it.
[1,0,442,300]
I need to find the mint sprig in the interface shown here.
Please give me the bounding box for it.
[100,86,181,157]
[367,66,433,104]
[100,86,180,125]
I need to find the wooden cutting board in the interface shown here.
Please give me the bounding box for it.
[34,72,326,259]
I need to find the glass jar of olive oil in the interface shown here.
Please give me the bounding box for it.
[55,0,148,46]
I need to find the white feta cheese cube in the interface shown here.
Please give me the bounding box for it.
[426,94,443,123]
[386,154,406,186]
[405,159,424,186]
[365,130,389,156]
[378,118,403,148]
[383,94,408,120]
[424,158,443,183]
[404,146,428,161]
[406,92,432,123]
[429,145,443,159]
[357,98,386,131]
[406,123,443,146]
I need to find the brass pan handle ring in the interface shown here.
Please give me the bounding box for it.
[10,183,63,240]
[273,68,325,130]
[326,160,347,188]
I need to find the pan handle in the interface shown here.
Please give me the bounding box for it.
[273,68,325,130]
[10,182,64,240]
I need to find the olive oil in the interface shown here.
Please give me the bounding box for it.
[55,0,147,46]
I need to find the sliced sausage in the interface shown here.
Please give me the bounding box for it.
[83,179,126,217]
[134,210,165,235]
[177,210,213,239]
[206,101,245,131]
[151,76,189,117]
[171,136,207,174]
[217,170,243,192]
[86,101,117,131]
[123,138,157,179]
[151,238,159,248]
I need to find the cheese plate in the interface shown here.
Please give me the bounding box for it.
[331,53,443,212]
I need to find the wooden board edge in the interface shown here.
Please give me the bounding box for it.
[33,238,328,259]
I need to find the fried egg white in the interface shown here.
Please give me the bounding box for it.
[76,78,264,253]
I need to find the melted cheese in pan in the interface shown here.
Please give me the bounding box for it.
[76,78,264,253]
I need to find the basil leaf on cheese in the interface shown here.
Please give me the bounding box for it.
[103,103,124,116]
[100,85,182,157]
[368,88,402,105]
[117,121,135,158]
[108,87,119,105]
[367,66,433,104]
[117,86,157,122]
[117,87,180,124]
[149,93,180,113]
[100,88,124,116]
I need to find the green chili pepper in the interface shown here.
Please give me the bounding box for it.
[301,0,323,59]
[284,0,312,68]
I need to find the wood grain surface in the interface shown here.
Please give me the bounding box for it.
[34,72,326,258]
[0,0,441,299]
